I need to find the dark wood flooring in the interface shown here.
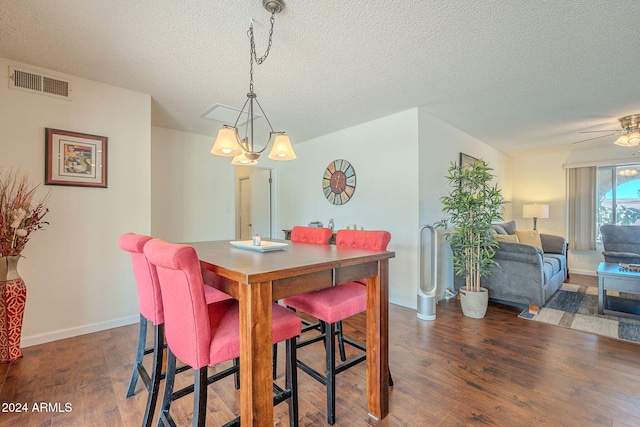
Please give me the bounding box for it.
[2,274,640,426]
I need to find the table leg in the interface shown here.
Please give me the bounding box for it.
[366,259,389,420]
[239,281,273,427]
[598,274,604,315]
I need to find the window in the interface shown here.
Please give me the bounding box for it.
[597,164,640,239]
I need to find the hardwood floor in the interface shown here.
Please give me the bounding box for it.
[2,274,640,426]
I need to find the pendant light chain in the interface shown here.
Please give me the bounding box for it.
[248,11,276,92]
[211,1,296,165]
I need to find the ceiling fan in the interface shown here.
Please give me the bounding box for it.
[573,114,640,146]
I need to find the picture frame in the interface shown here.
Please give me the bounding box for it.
[459,152,479,169]
[45,128,108,188]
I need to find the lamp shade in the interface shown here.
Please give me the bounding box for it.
[627,131,640,147]
[211,126,242,157]
[268,134,297,160]
[523,203,549,219]
[614,134,631,147]
[231,153,258,166]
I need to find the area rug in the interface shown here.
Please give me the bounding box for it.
[518,283,640,344]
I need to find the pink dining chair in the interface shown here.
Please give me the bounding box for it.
[273,226,333,377]
[282,229,391,425]
[119,232,233,427]
[143,238,301,427]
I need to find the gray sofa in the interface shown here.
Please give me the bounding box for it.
[453,221,568,307]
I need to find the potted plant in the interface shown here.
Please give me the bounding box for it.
[436,159,504,318]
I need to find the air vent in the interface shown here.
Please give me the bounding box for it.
[9,66,72,100]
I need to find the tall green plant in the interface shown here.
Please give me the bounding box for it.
[435,159,504,292]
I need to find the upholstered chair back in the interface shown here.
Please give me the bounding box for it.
[335,230,391,251]
[290,226,332,244]
[600,224,640,264]
[143,239,212,369]
[118,233,163,324]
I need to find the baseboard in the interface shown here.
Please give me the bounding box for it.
[569,269,597,277]
[21,314,139,348]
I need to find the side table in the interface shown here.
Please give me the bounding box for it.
[597,262,640,320]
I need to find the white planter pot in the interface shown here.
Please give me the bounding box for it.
[459,286,489,319]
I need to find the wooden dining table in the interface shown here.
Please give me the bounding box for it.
[188,239,395,426]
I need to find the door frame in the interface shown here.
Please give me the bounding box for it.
[235,166,276,239]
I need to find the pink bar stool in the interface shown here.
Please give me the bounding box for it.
[273,226,333,378]
[282,229,392,425]
[143,238,301,427]
[119,233,233,427]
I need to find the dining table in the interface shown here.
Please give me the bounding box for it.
[188,239,395,427]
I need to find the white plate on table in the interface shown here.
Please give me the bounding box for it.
[230,240,288,252]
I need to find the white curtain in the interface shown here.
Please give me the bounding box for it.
[567,166,596,250]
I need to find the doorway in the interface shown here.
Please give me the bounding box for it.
[236,167,272,239]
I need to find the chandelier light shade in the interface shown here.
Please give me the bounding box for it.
[523,203,549,230]
[211,126,243,156]
[231,152,258,166]
[210,0,296,166]
[268,134,296,160]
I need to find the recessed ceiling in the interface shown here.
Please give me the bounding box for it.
[1,0,639,155]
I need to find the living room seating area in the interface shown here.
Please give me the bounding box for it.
[454,221,568,307]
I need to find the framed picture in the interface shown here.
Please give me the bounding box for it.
[45,128,108,188]
[459,152,478,169]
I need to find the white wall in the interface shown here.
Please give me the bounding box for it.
[417,109,512,227]
[511,151,566,236]
[277,109,420,308]
[151,127,236,242]
[0,59,151,346]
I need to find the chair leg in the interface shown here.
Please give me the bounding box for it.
[285,337,299,427]
[141,323,164,427]
[159,348,177,427]
[126,314,147,397]
[324,321,336,425]
[233,357,240,390]
[193,367,208,427]
[336,321,347,362]
[272,343,278,380]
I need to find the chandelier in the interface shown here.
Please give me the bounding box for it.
[614,115,640,147]
[210,0,296,166]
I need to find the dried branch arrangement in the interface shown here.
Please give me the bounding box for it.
[0,169,49,257]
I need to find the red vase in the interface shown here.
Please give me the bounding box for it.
[0,256,27,363]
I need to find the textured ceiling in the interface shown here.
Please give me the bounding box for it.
[1,0,640,155]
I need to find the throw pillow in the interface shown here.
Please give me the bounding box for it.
[493,220,517,235]
[493,225,508,235]
[514,230,542,249]
[494,233,519,243]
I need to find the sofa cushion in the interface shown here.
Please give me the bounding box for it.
[542,261,554,283]
[515,230,542,249]
[544,253,566,272]
[544,256,560,273]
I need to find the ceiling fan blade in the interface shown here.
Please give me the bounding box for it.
[579,130,621,133]
[572,132,620,144]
